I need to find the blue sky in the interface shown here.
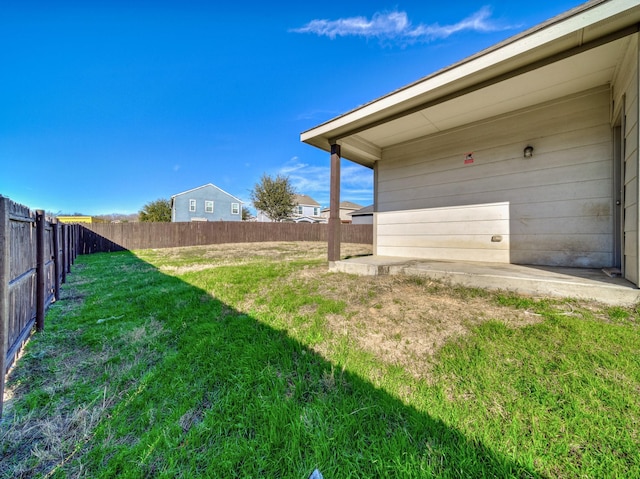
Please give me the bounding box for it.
[1,0,586,215]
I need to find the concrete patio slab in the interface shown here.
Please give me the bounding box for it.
[330,256,640,306]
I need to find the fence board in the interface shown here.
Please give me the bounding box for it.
[1,198,76,417]
[79,222,373,253]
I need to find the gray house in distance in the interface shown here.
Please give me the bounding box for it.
[292,194,325,223]
[348,205,374,225]
[171,183,243,222]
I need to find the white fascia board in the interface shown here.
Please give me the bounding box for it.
[171,183,215,198]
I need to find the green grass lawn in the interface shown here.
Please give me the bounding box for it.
[2,242,639,478]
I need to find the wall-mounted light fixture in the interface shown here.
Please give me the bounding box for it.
[523,145,534,158]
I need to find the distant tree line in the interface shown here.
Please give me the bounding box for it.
[49,211,139,223]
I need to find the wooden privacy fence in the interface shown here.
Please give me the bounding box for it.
[1,212,369,416]
[0,197,79,417]
[79,221,373,253]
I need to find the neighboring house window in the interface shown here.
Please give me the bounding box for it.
[231,203,240,215]
[189,199,196,212]
[205,201,214,213]
[296,206,303,215]
[313,207,320,216]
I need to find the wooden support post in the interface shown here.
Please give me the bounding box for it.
[36,210,45,332]
[52,219,61,301]
[0,197,10,417]
[328,143,341,263]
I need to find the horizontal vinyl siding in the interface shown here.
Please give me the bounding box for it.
[626,40,638,284]
[376,87,614,267]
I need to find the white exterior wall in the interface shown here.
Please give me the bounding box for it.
[376,86,615,268]
[351,214,373,225]
[612,35,640,284]
[297,204,320,217]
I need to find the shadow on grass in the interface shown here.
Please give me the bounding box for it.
[6,251,544,478]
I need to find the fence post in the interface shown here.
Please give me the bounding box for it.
[66,224,71,271]
[72,224,77,263]
[52,219,61,300]
[69,224,73,264]
[61,224,67,282]
[36,210,45,332]
[0,197,10,417]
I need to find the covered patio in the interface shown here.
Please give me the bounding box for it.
[331,256,640,306]
[301,1,640,306]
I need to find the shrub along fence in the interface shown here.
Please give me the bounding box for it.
[0,197,79,417]
[79,221,373,253]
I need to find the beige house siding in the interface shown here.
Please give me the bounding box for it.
[612,35,640,284]
[321,207,359,222]
[375,86,614,267]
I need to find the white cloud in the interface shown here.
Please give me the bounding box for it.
[291,7,513,43]
[278,157,373,207]
[342,164,373,189]
[280,159,327,196]
[292,10,409,40]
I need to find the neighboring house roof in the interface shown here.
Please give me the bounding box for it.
[294,194,320,206]
[348,205,374,217]
[301,0,640,167]
[340,201,363,210]
[321,201,363,213]
[170,183,243,203]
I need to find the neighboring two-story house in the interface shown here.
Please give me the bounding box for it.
[171,183,243,222]
[255,193,326,223]
[291,194,325,223]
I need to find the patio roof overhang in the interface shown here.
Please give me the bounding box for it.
[300,0,640,168]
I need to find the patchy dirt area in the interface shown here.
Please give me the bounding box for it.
[282,262,540,379]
